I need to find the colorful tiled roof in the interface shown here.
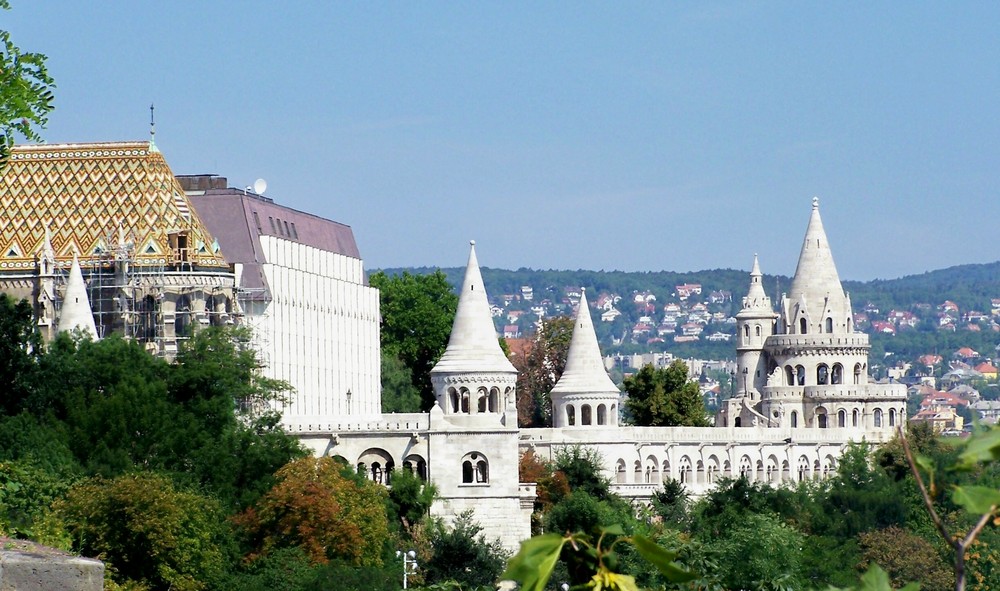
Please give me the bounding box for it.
[0,142,227,272]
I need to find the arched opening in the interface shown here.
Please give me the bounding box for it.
[790,410,799,428]
[817,364,829,385]
[461,452,489,484]
[610,404,616,425]
[597,404,607,425]
[358,448,393,485]
[838,409,847,428]
[852,408,859,427]
[755,325,761,337]
[785,365,795,386]
[825,317,833,333]
[404,454,427,481]
[616,459,627,484]
[888,408,896,427]
[567,405,576,426]
[797,456,810,481]
[460,388,470,413]
[854,363,863,385]
[743,325,750,343]
[799,317,807,334]
[874,408,883,428]
[832,363,844,385]
[448,388,459,413]
[679,457,692,484]
[477,388,488,413]
[581,404,593,425]
[138,295,158,342]
[796,365,806,386]
[645,455,660,483]
[634,460,643,483]
[816,408,828,429]
[739,456,752,480]
[488,387,499,413]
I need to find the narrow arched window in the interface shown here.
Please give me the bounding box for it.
[825,317,833,333]
[852,409,859,427]
[597,404,607,425]
[832,364,844,385]
[462,461,473,483]
[874,409,883,428]
[817,364,829,385]
[796,365,806,385]
[838,409,846,428]
[755,325,761,337]
[790,411,798,428]
[799,318,807,334]
[567,405,575,426]
[581,405,592,425]
[889,408,896,427]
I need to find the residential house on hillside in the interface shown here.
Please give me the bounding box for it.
[970,400,1000,424]
[675,283,701,300]
[974,362,998,380]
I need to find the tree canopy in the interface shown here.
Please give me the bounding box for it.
[513,315,574,427]
[622,360,710,427]
[369,270,457,411]
[0,0,55,168]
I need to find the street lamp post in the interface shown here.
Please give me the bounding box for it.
[396,549,418,589]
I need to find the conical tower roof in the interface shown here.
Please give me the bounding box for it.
[551,289,619,396]
[57,253,99,339]
[431,241,516,374]
[739,254,773,313]
[785,198,849,319]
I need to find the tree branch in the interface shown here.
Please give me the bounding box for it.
[897,426,957,550]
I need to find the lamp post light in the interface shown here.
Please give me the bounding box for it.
[396,549,418,589]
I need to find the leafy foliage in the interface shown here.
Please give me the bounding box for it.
[370,270,457,410]
[0,0,55,169]
[622,361,710,427]
[513,315,574,427]
[51,473,230,591]
[420,512,509,590]
[234,456,390,567]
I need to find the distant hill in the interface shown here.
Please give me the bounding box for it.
[375,261,1000,370]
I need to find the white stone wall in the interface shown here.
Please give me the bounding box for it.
[255,236,381,430]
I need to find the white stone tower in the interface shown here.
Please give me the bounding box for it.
[57,253,99,340]
[735,255,778,399]
[430,240,518,423]
[550,288,621,428]
[757,198,905,430]
[426,241,532,550]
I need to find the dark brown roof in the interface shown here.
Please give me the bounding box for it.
[187,186,362,300]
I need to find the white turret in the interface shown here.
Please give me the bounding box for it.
[430,241,517,422]
[779,197,853,335]
[550,288,621,427]
[57,252,99,340]
[735,255,778,398]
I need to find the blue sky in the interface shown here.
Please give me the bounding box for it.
[7,2,999,280]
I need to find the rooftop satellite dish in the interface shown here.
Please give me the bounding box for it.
[253,178,267,194]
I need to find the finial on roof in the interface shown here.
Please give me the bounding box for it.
[812,196,819,209]
[470,239,476,246]
[149,103,159,152]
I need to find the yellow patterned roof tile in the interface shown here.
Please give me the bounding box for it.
[0,141,228,271]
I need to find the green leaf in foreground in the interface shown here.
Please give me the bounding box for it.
[955,427,1000,471]
[501,533,567,591]
[952,485,1000,515]
[630,534,697,583]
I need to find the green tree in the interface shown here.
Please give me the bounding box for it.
[0,0,55,169]
[0,294,41,416]
[709,512,805,591]
[513,315,574,427]
[420,512,508,590]
[234,456,390,567]
[622,360,710,427]
[370,270,458,410]
[858,526,953,591]
[50,473,230,591]
[380,350,422,413]
[386,466,436,532]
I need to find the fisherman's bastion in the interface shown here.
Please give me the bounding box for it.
[0,140,906,550]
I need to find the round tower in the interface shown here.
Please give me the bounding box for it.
[430,241,518,424]
[735,254,777,399]
[550,288,621,428]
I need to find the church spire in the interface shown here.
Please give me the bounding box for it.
[57,252,99,339]
[742,253,770,311]
[782,198,852,334]
[431,241,515,374]
[551,288,619,396]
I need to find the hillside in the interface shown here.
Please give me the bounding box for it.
[377,261,1000,372]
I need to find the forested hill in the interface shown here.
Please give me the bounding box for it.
[379,261,1000,315]
[376,261,1000,367]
